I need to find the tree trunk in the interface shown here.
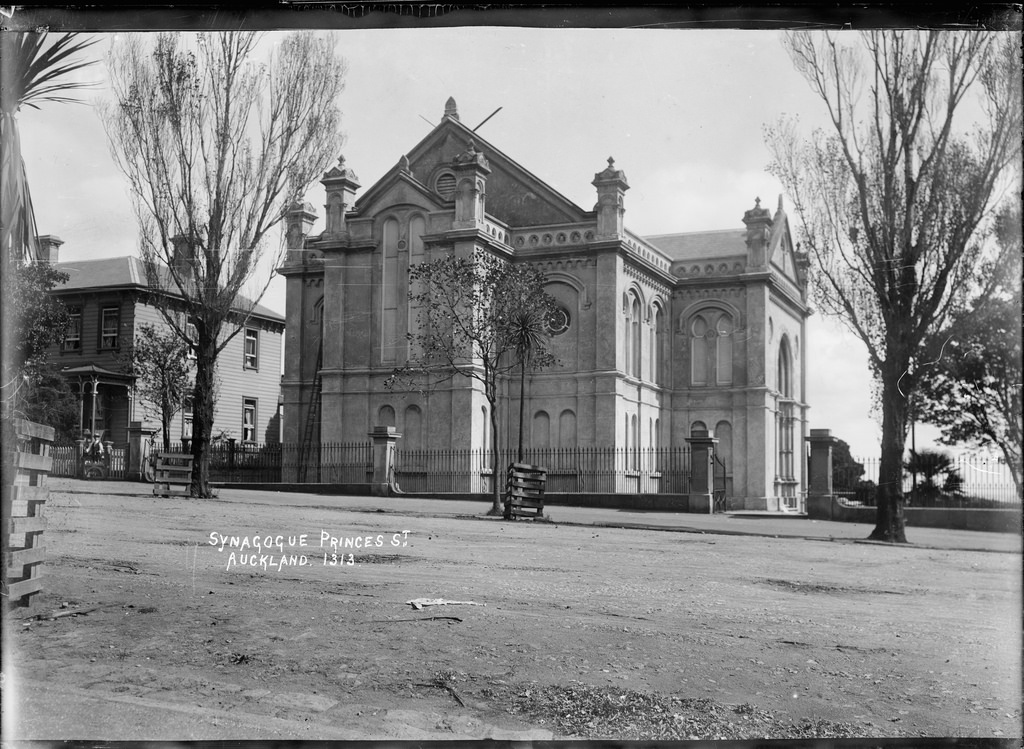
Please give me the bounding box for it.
[517,358,526,462]
[190,326,219,498]
[488,393,502,516]
[868,363,910,542]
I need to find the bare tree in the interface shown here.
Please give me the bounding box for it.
[766,31,1021,542]
[101,32,346,496]
[117,323,194,448]
[387,251,558,515]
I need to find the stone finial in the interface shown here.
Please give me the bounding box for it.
[444,96,459,121]
[593,156,628,186]
[324,154,360,184]
[398,154,410,173]
[453,139,488,169]
[742,196,771,225]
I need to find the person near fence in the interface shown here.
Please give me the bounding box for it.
[83,432,107,462]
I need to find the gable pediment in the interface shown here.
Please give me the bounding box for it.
[767,207,803,287]
[352,167,443,219]
[399,118,591,228]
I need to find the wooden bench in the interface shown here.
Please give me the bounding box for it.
[153,452,195,497]
[3,418,54,608]
[503,462,547,520]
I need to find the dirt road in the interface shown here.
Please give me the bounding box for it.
[3,479,1021,740]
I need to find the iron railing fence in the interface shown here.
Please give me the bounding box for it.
[832,455,1020,507]
[146,441,373,484]
[394,446,692,495]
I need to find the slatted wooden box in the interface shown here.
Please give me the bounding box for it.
[503,462,547,520]
[3,418,54,608]
[153,452,195,497]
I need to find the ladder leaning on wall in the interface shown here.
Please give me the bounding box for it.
[298,339,322,483]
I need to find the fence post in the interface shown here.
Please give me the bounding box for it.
[368,426,401,496]
[806,428,838,519]
[685,430,718,513]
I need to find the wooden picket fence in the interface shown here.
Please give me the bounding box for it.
[3,418,54,608]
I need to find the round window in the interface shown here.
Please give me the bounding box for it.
[435,172,456,200]
[546,306,570,335]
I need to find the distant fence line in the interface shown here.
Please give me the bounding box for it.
[50,441,694,494]
[834,455,1020,506]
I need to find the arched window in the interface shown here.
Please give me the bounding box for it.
[776,336,795,487]
[381,217,400,363]
[631,297,642,377]
[533,410,551,449]
[691,420,708,436]
[630,414,639,469]
[690,309,735,387]
[716,314,734,386]
[407,215,426,360]
[378,405,396,427]
[691,315,709,385]
[558,409,577,448]
[653,305,667,385]
[777,335,793,397]
[404,405,422,451]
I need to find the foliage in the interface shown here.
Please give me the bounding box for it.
[100,31,346,496]
[387,251,559,514]
[2,261,71,376]
[915,204,1022,501]
[830,438,865,487]
[0,32,98,267]
[16,364,80,441]
[903,448,955,491]
[117,322,194,447]
[765,31,1022,542]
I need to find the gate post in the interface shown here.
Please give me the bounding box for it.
[685,430,719,514]
[806,428,838,519]
[126,421,145,481]
[369,426,401,496]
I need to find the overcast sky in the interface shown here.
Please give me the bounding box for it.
[22,25,1001,459]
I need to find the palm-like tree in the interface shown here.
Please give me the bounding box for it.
[507,305,556,462]
[1,32,97,267]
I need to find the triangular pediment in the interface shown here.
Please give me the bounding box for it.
[767,204,802,287]
[365,116,592,228]
[352,165,445,218]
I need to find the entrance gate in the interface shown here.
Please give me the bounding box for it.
[713,452,727,513]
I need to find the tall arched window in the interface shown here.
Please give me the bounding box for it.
[533,410,551,449]
[407,215,426,360]
[404,405,422,451]
[630,414,639,469]
[691,315,709,385]
[653,304,667,385]
[381,217,400,363]
[626,293,642,378]
[776,336,795,487]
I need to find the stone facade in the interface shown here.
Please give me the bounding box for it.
[280,99,810,509]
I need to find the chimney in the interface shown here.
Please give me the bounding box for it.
[170,235,194,274]
[37,235,64,264]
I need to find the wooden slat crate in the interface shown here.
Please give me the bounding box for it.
[503,462,547,520]
[153,452,195,497]
[3,418,54,608]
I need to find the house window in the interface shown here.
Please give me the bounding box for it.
[244,328,259,369]
[181,397,193,439]
[242,398,257,442]
[63,308,82,352]
[100,306,120,349]
[186,322,197,360]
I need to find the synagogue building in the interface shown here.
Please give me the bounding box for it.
[280,98,810,510]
